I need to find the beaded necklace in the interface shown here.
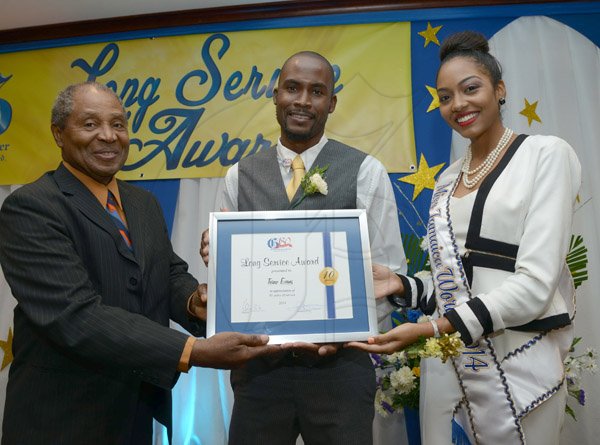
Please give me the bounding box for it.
[461,127,513,189]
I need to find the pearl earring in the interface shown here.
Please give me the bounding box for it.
[499,97,506,106]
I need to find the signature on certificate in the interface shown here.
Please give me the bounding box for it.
[268,277,294,285]
[296,303,323,313]
[241,299,264,314]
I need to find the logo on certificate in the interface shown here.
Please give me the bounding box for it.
[319,267,338,286]
[267,236,293,250]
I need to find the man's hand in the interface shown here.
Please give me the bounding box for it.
[190,333,281,369]
[372,263,404,299]
[200,208,228,267]
[200,228,210,267]
[281,342,341,357]
[189,283,207,321]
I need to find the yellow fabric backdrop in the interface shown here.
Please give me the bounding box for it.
[0,22,415,184]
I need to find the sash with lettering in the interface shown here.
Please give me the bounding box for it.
[427,178,567,445]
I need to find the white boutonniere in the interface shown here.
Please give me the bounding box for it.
[290,164,329,209]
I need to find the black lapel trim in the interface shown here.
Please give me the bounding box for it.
[465,134,528,261]
[466,252,516,272]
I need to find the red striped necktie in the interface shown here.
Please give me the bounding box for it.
[106,191,133,250]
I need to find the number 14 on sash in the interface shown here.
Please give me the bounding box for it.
[462,346,490,371]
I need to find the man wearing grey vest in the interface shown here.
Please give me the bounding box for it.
[202,51,408,445]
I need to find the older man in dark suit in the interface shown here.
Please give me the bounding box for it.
[0,81,278,445]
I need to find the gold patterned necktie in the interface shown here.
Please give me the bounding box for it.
[286,155,305,201]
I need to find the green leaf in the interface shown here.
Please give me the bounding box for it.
[402,233,428,275]
[565,403,577,421]
[570,337,583,352]
[567,235,589,289]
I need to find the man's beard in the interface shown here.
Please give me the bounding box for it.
[283,124,315,141]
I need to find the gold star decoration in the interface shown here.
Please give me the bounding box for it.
[418,22,443,47]
[0,327,13,370]
[399,153,445,200]
[520,98,541,126]
[425,85,440,112]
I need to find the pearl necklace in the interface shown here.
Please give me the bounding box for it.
[461,128,514,188]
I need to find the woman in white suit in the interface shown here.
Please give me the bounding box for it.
[348,31,581,445]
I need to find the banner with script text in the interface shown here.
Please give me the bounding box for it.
[0,22,415,184]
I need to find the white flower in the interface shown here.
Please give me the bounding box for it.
[583,358,598,374]
[566,375,582,393]
[390,366,416,394]
[291,164,329,208]
[310,173,328,195]
[387,351,407,365]
[569,357,584,373]
[565,368,580,385]
[420,337,443,360]
[414,270,432,281]
[417,314,430,324]
[420,236,429,252]
[374,388,394,417]
[585,347,598,360]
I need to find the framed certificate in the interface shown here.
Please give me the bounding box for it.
[206,209,377,344]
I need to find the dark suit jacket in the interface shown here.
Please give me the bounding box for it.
[0,164,205,444]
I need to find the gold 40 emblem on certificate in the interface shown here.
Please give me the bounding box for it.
[319,267,339,286]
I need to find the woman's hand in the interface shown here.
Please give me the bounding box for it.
[345,322,431,354]
[372,263,404,299]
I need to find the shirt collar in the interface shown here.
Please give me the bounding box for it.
[277,135,328,172]
[62,161,123,208]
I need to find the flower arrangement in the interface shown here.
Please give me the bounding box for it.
[371,235,434,417]
[372,309,423,415]
[372,309,463,417]
[564,336,598,420]
[290,164,329,208]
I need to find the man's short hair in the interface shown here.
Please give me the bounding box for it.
[281,51,336,93]
[51,81,126,129]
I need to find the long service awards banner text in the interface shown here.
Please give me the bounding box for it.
[0,22,416,184]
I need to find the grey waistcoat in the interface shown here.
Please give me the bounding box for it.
[237,139,367,211]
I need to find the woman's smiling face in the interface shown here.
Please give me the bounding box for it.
[436,56,505,141]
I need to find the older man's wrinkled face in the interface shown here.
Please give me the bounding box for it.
[274,54,337,153]
[52,86,129,185]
